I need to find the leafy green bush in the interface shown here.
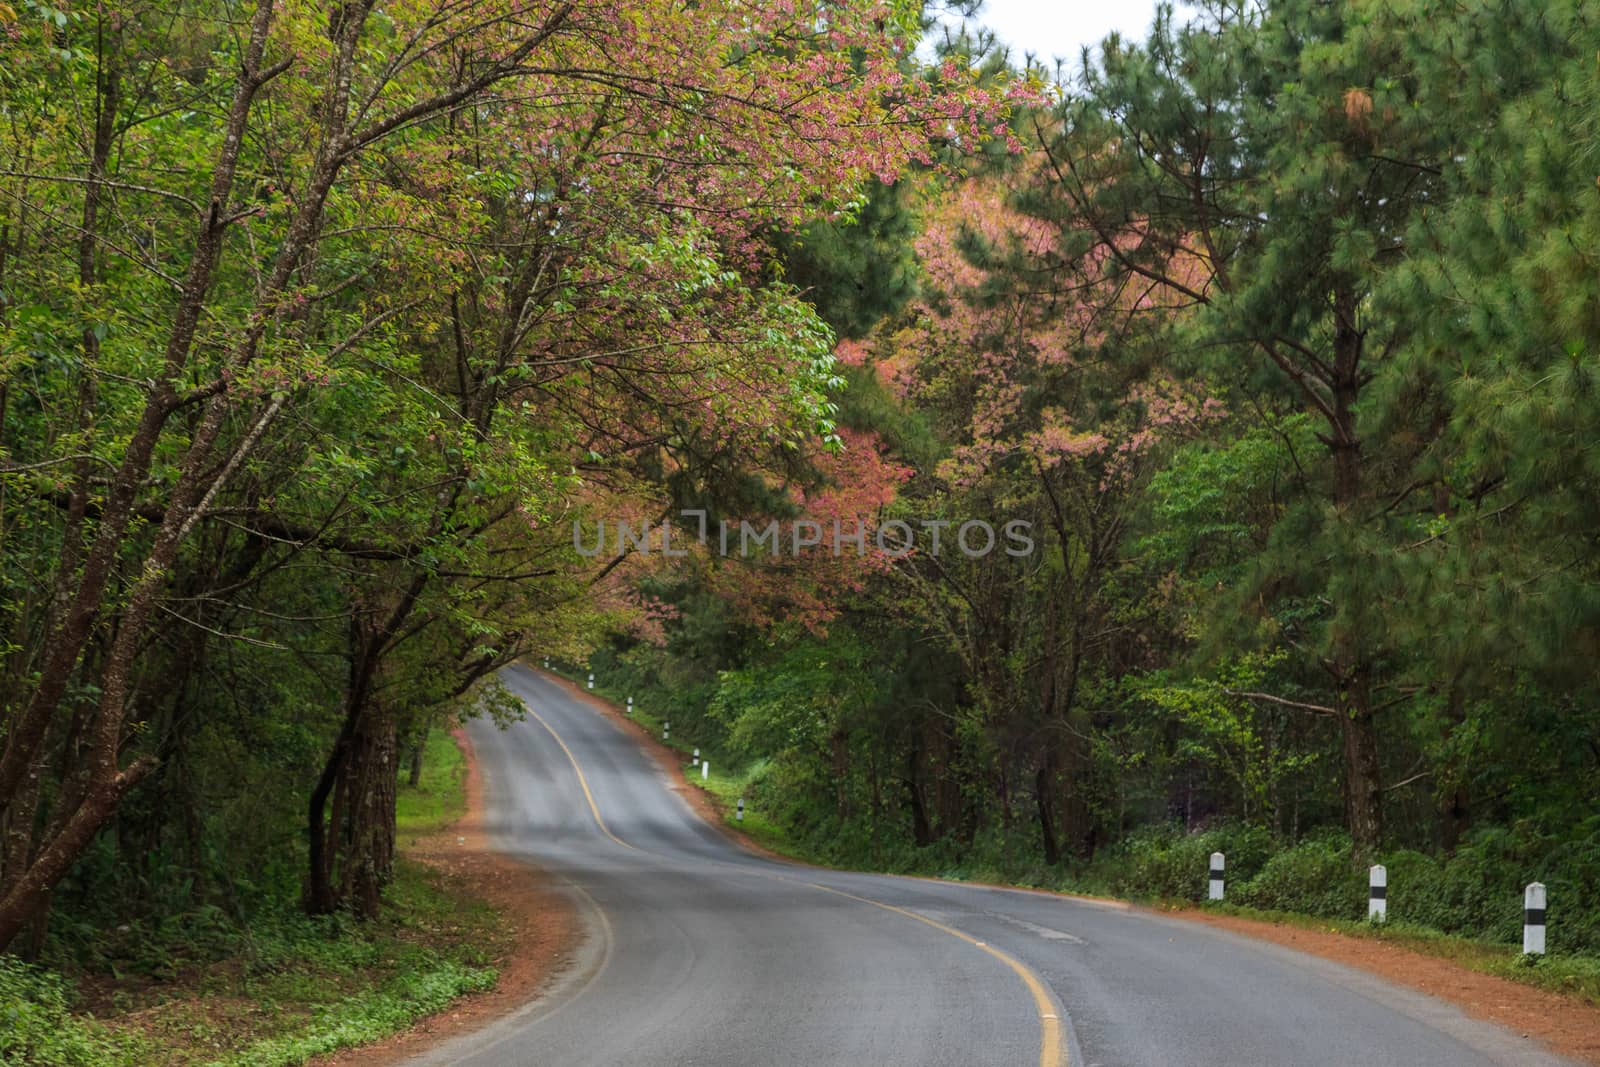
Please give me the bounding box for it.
[1098,823,1276,902]
[0,956,146,1066]
[1377,845,1518,941]
[1235,833,1364,917]
[1401,819,1600,953]
[1378,849,1453,927]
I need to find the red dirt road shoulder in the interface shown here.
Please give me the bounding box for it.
[312,726,580,1067]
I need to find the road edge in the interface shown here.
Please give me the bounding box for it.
[310,723,585,1067]
[540,667,1599,1067]
[534,669,801,864]
[526,666,1071,1067]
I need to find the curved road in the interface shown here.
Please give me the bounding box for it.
[408,665,1568,1066]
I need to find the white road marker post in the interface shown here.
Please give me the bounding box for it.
[543,658,550,669]
[692,748,700,767]
[702,760,709,781]
[627,696,633,716]
[587,672,594,689]
[736,798,745,822]
[1524,882,1547,955]
[1368,864,1387,923]
[1208,852,1225,901]
[663,720,670,741]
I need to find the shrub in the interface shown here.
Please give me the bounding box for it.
[1414,819,1600,953]
[0,955,145,1066]
[1101,822,1275,902]
[1235,832,1365,917]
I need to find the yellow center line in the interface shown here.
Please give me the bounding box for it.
[520,692,1068,1067]
[802,880,1067,1067]
[523,704,636,852]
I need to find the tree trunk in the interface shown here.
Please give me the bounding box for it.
[0,763,153,950]
[0,753,45,902]
[1441,783,1471,852]
[308,578,427,916]
[306,697,357,915]
[830,725,850,823]
[407,730,426,788]
[1327,298,1384,852]
[1057,711,1096,860]
[905,747,933,847]
[1036,755,1060,865]
[1339,692,1383,852]
[1439,688,1471,851]
[342,707,397,919]
[868,750,883,859]
[19,891,51,962]
[932,728,959,837]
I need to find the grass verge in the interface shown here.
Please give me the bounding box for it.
[397,727,468,835]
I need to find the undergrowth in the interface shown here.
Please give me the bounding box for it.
[0,730,500,1067]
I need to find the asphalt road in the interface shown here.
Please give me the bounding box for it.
[407,665,1569,1067]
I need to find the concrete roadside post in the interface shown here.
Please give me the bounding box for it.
[1209,852,1225,901]
[1524,882,1547,955]
[663,720,670,741]
[587,672,594,689]
[1368,864,1387,922]
[627,696,633,715]
[702,760,709,781]
[737,798,745,822]
[693,748,700,767]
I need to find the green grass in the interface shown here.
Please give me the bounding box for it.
[213,959,495,1067]
[0,955,150,1065]
[198,862,499,1066]
[5,861,501,1067]
[694,759,792,849]
[396,727,468,834]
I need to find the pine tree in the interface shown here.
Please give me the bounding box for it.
[1020,0,1471,848]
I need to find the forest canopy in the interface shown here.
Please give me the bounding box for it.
[2,0,1598,989]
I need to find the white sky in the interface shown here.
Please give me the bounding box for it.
[929,0,1167,69]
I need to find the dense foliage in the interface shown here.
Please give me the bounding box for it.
[0,0,1005,969]
[3,0,1599,1046]
[597,0,1600,955]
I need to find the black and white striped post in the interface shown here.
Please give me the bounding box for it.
[543,658,550,669]
[736,798,745,822]
[1208,852,1225,901]
[586,672,594,689]
[663,720,670,741]
[692,748,700,767]
[1368,864,1387,922]
[1524,882,1546,955]
[627,696,633,715]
